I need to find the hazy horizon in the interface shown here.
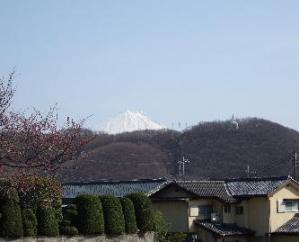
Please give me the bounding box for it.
[1,1,299,131]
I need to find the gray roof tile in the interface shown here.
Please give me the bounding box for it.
[177,181,236,203]
[225,177,288,197]
[63,178,169,198]
[273,214,299,234]
[195,220,254,236]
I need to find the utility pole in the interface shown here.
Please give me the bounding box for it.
[245,164,256,178]
[292,152,299,180]
[178,156,190,180]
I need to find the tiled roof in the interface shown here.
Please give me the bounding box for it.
[63,178,169,198]
[177,181,236,203]
[195,220,254,236]
[273,214,299,234]
[225,176,288,197]
[62,176,295,201]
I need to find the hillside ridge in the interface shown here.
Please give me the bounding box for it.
[59,117,299,182]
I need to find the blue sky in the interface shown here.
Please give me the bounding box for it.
[1,0,299,130]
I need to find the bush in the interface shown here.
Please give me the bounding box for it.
[120,197,138,234]
[17,176,63,222]
[22,208,37,237]
[0,186,23,238]
[60,204,79,236]
[74,194,104,234]
[60,226,79,236]
[153,210,169,242]
[126,193,154,233]
[100,195,125,234]
[37,206,59,236]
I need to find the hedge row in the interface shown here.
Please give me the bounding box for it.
[0,186,165,238]
[70,193,159,236]
[0,187,60,238]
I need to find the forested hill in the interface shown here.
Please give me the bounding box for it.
[59,118,299,182]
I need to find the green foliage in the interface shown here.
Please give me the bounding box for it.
[22,208,37,237]
[126,193,154,233]
[17,176,63,222]
[100,195,125,235]
[152,210,169,242]
[74,194,104,235]
[60,204,79,236]
[37,206,59,236]
[163,232,188,242]
[0,187,23,238]
[120,197,138,234]
[60,226,79,236]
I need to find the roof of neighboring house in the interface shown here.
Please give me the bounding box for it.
[62,176,296,201]
[272,214,299,235]
[177,181,236,203]
[194,220,254,237]
[63,178,169,198]
[225,176,289,198]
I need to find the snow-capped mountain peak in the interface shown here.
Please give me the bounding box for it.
[98,110,165,134]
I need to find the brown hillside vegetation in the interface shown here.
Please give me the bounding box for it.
[59,118,299,182]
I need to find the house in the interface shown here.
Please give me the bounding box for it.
[150,176,299,242]
[62,176,299,242]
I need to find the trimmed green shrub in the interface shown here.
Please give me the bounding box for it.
[74,194,104,234]
[60,204,79,236]
[100,195,125,234]
[22,208,37,237]
[120,197,138,234]
[126,193,154,233]
[0,187,23,238]
[37,206,59,236]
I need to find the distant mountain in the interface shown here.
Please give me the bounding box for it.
[97,110,165,134]
[59,118,299,182]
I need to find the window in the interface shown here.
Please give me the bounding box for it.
[285,200,299,212]
[198,205,213,216]
[277,199,299,213]
[224,205,231,213]
[189,205,212,217]
[236,206,244,215]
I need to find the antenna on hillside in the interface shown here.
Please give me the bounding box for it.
[292,152,299,180]
[231,114,239,130]
[245,164,256,178]
[178,156,190,180]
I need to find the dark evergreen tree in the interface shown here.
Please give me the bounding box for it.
[120,198,138,234]
[74,195,104,234]
[0,187,23,238]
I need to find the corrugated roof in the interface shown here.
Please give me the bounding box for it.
[177,181,236,203]
[63,178,169,198]
[273,214,299,234]
[195,220,254,236]
[225,176,288,197]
